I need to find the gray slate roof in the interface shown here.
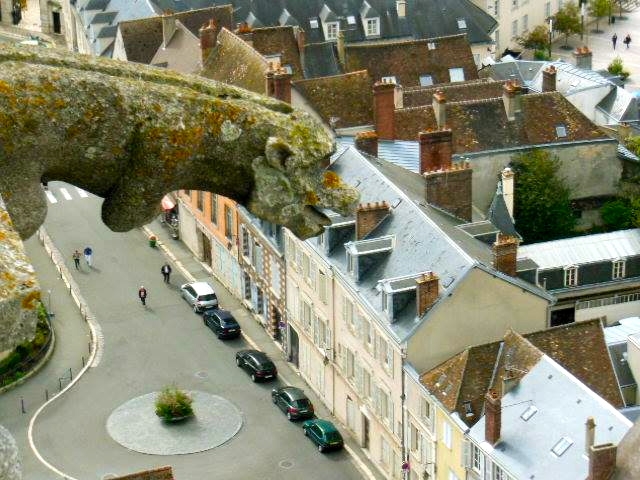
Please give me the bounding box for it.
[303,43,341,78]
[469,356,631,480]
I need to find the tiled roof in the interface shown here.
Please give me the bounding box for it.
[293,71,374,128]
[344,34,478,87]
[402,78,507,108]
[118,6,234,65]
[200,28,269,94]
[421,320,624,426]
[250,27,304,80]
[394,91,609,149]
[111,466,174,480]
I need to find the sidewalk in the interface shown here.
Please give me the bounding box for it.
[145,217,386,480]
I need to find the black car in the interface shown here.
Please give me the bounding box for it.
[203,309,241,339]
[235,349,277,382]
[271,386,315,421]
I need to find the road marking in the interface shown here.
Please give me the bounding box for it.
[76,187,88,198]
[59,187,72,200]
[45,190,57,204]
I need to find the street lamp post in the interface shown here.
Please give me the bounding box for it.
[548,18,553,59]
[581,3,585,41]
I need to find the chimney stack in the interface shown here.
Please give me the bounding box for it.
[492,233,519,277]
[162,10,177,48]
[199,19,219,65]
[502,80,522,121]
[265,68,293,103]
[355,131,379,157]
[396,0,407,18]
[296,28,306,66]
[484,389,501,445]
[356,201,390,239]
[501,167,514,220]
[337,30,346,68]
[416,272,439,317]
[432,90,446,129]
[586,417,596,455]
[588,444,617,480]
[419,129,452,173]
[424,161,472,221]
[542,65,557,92]
[573,46,593,71]
[373,80,399,140]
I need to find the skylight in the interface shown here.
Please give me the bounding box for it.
[551,437,573,457]
[556,124,567,138]
[457,18,467,29]
[520,405,538,421]
[347,15,356,24]
[427,42,436,50]
[420,74,433,86]
[310,18,319,28]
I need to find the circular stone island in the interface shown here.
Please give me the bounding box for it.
[106,391,242,455]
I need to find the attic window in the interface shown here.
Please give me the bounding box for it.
[449,67,465,82]
[427,42,436,50]
[457,18,467,29]
[382,75,397,83]
[326,22,339,40]
[556,124,567,138]
[520,405,538,421]
[551,437,573,457]
[366,17,380,36]
[283,64,293,74]
[463,401,474,417]
[310,18,319,28]
[347,15,356,24]
[420,75,434,86]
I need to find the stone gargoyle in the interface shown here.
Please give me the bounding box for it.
[0,44,358,241]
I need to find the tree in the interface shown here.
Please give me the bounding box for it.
[517,25,551,52]
[511,149,576,243]
[607,56,631,80]
[554,2,583,47]
[589,0,613,33]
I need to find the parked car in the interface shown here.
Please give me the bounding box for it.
[180,281,218,313]
[302,419,344,452]
[235,349,277,382]
[271,386,314,420]
[203,309,241,339]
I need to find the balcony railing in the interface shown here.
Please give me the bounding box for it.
[575,292,640,310]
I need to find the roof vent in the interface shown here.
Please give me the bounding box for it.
[520,405,538,421]
[551,437,574,457]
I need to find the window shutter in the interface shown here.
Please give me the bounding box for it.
[355,362,363,392]
[462,439,472,468]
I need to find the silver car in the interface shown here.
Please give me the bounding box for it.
[180,281,219,313]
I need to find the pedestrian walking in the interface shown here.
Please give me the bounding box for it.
[624,33,631,49]
[161,263,172,284]
[612,33,618,49]
[138,286,148,306]
[83,246,93,267]
[72,250,81,270]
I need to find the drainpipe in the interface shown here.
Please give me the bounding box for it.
[330,264,336,415]
[401,346,407,472]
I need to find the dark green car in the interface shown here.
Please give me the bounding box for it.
[302,419,344,453]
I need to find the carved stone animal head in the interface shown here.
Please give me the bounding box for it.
[0,45,358,240]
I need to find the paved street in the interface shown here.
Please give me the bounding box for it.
[0,182,380,480]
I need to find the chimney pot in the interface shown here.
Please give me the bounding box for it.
[492,233,519,277]
[356,201,390,239]
[502,81,522,120]
[484,389,501,445]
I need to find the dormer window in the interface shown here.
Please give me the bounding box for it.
[564,266,578,287]
[309,18,319,29]
[366,17,380,36]
[448,67,465,82]
[457,18,467,29]
[382,75,397,83]
[419,74,433,86]
[613,259,626,279]
[325,22,339,40]
[347,15,356,25]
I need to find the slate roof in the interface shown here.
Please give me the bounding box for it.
[469,355,630,480]
[118,6,234,65]
[147,0,496,45]
[394,91,609,149]
[421,320,625,427]
[518,229,640,270]
[344,34,478,87]
[487,183,518,238]
[250,27,304,80]
[200,28,269,94]
[303,42,341,78]
[293,71,374,129]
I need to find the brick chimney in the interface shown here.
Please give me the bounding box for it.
[199,19,219,65]
[337,30,346,68]
[501,167,514,220]
[424,161,472,222]
[586,417,596,455]
[484,389,501,445]
[432,90,446,129]
[265,68,293,103]
[162,10,177,48]
[396,0,407,18]
[542,65,557,92]
[356,201,390,239]
[355,131,378,157]
[419,129,452,173]
[502,80,522,121]
[573,46,593,70]
[492,233,519,277]
[588,444,617,480]
[416,272,439,317]
[373,80,400,140]
[296,27,306,69]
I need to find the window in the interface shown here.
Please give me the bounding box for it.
[522,14,528,31]
[241,225,250,257]
[472,444,483,473]
[410,424,419,452]
[520,405,538,421]
[347,15,356,24]
[196,191,204,211]
[564,266,578,287]
[427,42,436,50]
[346,349,355,379]
[448,68,465,82]
[494,465,508,480]
[302,252,310,279]
[326,22,338,40]
[381,75,397,83]
[381,436,391,466]
[319,271,328,303]
[364,320,373,350]
[556,124,567,137]
[343,297,355,329]
[419,74,434,86]
[363,370,371,399]
[210,194,218,225]
[511,0,518,8]
[309,18,319,29]
[420,398,431,420]
[511,19,518,37]
[347,252,355,274]
[613,260,626,279]
[545,1,551,17]
[366,18,379,36]
[442,421,452,449]
[457,18,467,29]
[551,436,574,456]
[224,206,233,239]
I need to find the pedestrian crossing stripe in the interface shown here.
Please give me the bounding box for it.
[77,187,88,198]
[60,187,72,200]
[45,187,91,204]
[45,190,57,204]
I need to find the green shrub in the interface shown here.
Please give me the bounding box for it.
[608,56,631,80]
[533,50,550,60]
[155,386,194,420]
